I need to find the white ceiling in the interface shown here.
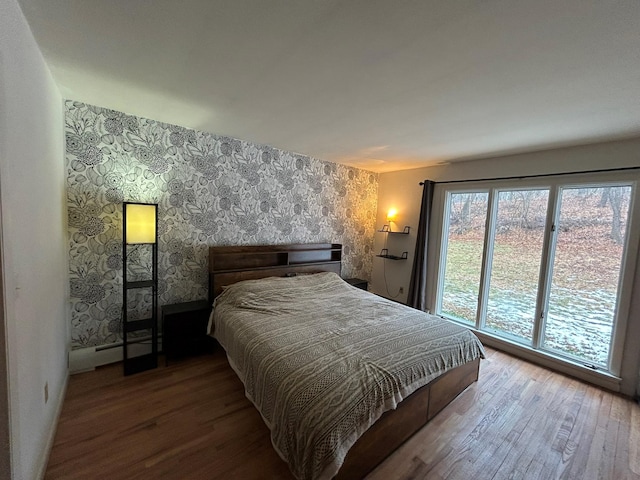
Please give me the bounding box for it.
[17,0,640,172]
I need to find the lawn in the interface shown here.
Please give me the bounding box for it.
[440,198,626,367]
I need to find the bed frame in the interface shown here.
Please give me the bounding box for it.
[208,243,480,479]
[208,243,342,303]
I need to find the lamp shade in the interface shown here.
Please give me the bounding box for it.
[125,203,156,244]
[386,208,397,221]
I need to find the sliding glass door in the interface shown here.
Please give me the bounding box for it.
[484,189,549,344]
[439,192,488,324]
[435,177,636,373]
[542,185,632,367]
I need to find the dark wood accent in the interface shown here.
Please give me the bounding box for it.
[336,358,479,480]
[211,264,341,301]
[208,243,342,302]
[427,357,480,419]
[45,348,640,480]
[161,300,212,364]
[344,278,368,290]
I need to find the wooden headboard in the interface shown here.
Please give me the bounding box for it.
[208,243,342,302]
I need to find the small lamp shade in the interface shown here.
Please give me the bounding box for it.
[386,208,397,221]
[125,203,156,244]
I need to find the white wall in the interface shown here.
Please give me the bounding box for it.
[0,0,69,478]
[371,137,640,395]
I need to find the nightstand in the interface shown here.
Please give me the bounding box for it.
[345,278,368,291]
[161,300,212,364]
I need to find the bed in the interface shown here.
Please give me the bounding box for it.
[208,244,485,480]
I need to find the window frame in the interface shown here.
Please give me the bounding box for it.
[434,188,490,326]
[483,186,552,346]
[428,171,640,380]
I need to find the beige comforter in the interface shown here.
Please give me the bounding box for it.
[212,272,485,480]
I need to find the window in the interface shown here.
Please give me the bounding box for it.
[485,189,549,344]
[439,192,488,324]
[434,174,638,374]
[543,185,632,366]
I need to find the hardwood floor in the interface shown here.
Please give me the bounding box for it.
[45,347,640,480]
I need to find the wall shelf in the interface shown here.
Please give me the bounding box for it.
[378,225,411,234]
[376,249,408,260]
[376,224,411,261]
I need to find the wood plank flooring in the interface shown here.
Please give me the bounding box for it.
[45,347,640,480]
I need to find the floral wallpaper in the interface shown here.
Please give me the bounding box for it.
[65,101,379,349]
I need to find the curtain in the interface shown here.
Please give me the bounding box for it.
[407,180,435,310]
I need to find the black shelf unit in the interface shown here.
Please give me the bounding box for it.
[122,202,158,376]
[376,249,408,260]
[162,300,213,364]
[378,225,411,234]
[376,224,411,260]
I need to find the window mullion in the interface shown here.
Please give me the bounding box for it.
[433,191,452,315]
[476,188,497,330]
[608,182,640,374]
[533,185,560,350]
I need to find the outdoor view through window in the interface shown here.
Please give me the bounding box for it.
[438,184,632,369]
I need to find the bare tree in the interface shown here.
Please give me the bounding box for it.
[599,187,610,208]
[461,194,471,226]
[450,192,488,234]
[518,191,533,229]
[453,194,473,234]
[609,188,623,244]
